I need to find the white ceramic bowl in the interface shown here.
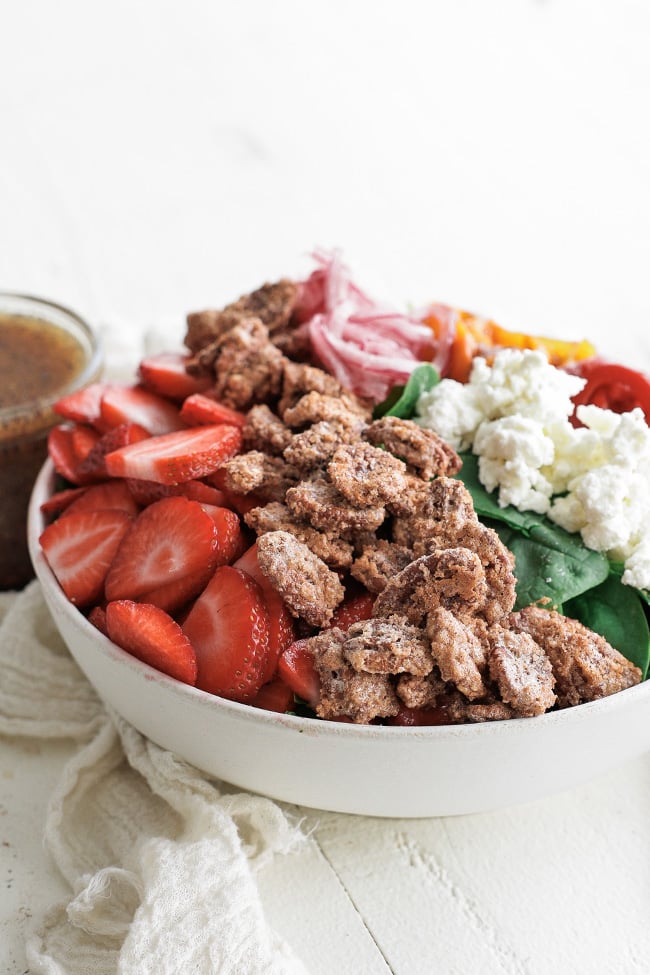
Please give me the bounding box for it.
[28,459,650,818]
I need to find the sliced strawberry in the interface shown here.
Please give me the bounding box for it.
[105,424,242,485]
[104,495,219,602]
[70,424,102,463]
[234,542,295,682]
[40,509,132,606]
[182,566,270,701]
[135,566,214,614]
[387,705,451,727]
[125,477,228,508]
[76,422,150,480]
[328,590,375,631]
[138,352,212,401]
[200,504,245,565]
[40,485,88,519]
[277,640,320,708]
[180,393,247,428]
[105,600,198,685]
[53,382,106,426]
[87,604,108,636]
[62,479,141,519]
[48,424,96,485]
[99,384,186,435]
[180,481,230,507]
[248,677,294,714]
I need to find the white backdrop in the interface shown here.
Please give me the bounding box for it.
[2,1,649,359]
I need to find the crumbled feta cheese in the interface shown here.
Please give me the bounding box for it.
[550,465,650,558]
[474,416,555,513]
[623,536,650,590]
[468,349,584,423]
[415,348,650,589]
[415,378,483,450]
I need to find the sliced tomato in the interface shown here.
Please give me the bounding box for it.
[571,359,650,423]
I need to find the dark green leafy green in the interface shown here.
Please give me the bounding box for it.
[458,452,610,609]
[565,576,650,678]
[457,453,546,531]
[373,363,440,419]
[482,518,609,611]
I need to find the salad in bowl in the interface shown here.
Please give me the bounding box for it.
[27,251,650,816]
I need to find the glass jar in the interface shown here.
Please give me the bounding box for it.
[0,293,103,590]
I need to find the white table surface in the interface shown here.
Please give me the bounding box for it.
[2,2,650,972]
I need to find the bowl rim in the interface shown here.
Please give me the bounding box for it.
[27,457,650,743]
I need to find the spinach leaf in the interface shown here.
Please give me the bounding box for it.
[373,363,440,419]
[564,575,650,678]
[483,518,609,611]
[457,453,543,531]
[459,452,610,608]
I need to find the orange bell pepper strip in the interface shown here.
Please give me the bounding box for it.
[423,304,596,381]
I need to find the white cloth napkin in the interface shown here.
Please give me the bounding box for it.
[0,582,310,975]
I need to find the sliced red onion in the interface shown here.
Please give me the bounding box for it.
[296,250,451,401]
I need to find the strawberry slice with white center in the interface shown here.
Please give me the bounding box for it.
[234,542,295,683]
[104,495,219,602]
[138,352,212,401]
[99,384,186,435]
[179,393,247,428]
[182,566,270,701]
[104,424,242,484]
[106,600,198,685]
[61,479,141,519]
[40,509,133,606]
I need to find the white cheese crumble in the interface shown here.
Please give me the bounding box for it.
[415,348,650,589]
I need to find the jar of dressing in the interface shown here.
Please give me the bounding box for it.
[0,294,103,590]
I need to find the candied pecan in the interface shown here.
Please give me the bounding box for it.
[221,452,300,503]
[184,309,244,357]
[443,691,515,723]
[282,391,369,430]
[416,521,516,625]
[271,322,314,361]
[226,279,298,334]
[343,615,434,676]
[286,478,386,535]
[211,318,286,410]
[487,626,556,717]
[426,607,488,701]
[278,361,372,419]
[327,442,408,507]
[396,670,449,710]
[364,416,462,480]
[242,405,293,456]
[256,530,344,628]
[350,540,414,594]
[373,548,487,625]
[308,628,400,723]
[245,502,354,570]
[391,476,479,545]
[283,419,366,472]
[509,605,641,708]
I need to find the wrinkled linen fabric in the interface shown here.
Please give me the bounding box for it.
[0,582,309,975]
